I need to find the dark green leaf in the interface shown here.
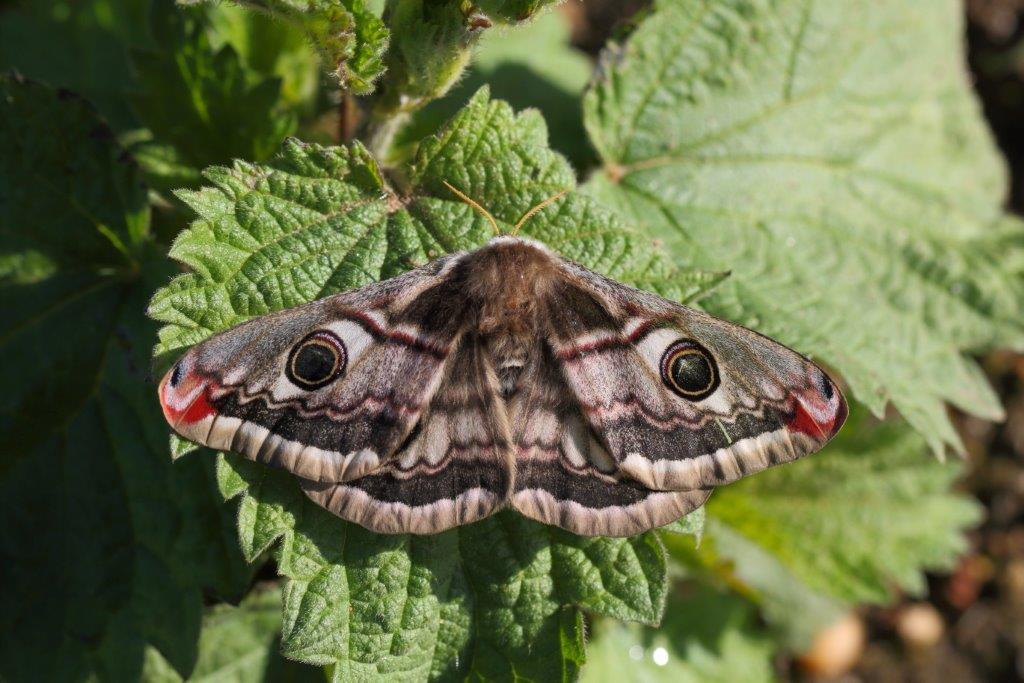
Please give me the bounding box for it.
[0,0,147,129]
[142,586,322,682]
[0,76,146,454]
[0,76,251,681]
[131,0,298,177]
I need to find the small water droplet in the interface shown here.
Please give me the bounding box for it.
[628,645,644,661]
[652,647,669,666]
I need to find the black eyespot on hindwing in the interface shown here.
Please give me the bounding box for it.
[660,339,719,400]
[286,330,347,390]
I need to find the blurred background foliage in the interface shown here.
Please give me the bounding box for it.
[1,0,1023,681]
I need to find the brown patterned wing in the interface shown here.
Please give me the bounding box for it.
[158,255,471,485]
[531,262,847,497]
[302,334,514,534]
[509,342,710,537]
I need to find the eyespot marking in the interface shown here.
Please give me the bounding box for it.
[660,339,719,400]
[286,330,347,390]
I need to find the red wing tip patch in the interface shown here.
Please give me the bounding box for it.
[159,367,217,427]
[786,379,848,441]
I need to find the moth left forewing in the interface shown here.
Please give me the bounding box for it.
[548,261,847,494]
[160,257,469,485]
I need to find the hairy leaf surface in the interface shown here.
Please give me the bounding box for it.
[583,0,1024,452]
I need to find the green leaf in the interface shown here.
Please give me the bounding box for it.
[150,88,705,678]
[582,586,775,683]
[141,586,322,682]
[706,406,981,615]
[375,0,561,116]
[217,0,389,94]
[130,0,298,179]
[151,88,700,360]
[204,4,321,112]
[0,76,251,681]
[0,0,148,130]
[583,0,1024,453]
[393,8,595,168]
[683,520,844,649]
[0,76,146,455]
[658,506,705,541]
[216,453,664,681]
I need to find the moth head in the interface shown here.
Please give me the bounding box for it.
[659,339,719,400]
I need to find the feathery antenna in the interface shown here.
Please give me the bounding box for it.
[442,181,500,236]
[513,189,569,235]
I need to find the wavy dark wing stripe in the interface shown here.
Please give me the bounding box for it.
[538,262,847,493]
[508,345,706,536]
[162,256,474,484]
[301,334,515,534]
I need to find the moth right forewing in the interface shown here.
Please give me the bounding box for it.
[545,260,846,494]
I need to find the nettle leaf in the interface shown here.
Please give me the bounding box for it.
[674,406,980,650]
[394,9,595,168]
[376,0,564,115]
[583,0,1024,453]
[142,586,321,682]
[582,586,775,683]
[131,0,299,178]
[0,76,251,681]
[0,0,147,130]
[214,0,389,94]
[0,78,145,455]
[150,89,708,679]
[151,87,708,359]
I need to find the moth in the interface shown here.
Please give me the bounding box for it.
[159,192,847,537]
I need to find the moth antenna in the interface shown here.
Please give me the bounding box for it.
[512,189,569,235]
[442,180,501,236]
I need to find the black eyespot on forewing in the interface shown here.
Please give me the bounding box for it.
[660,339,719,400]
[286,330,347,390]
